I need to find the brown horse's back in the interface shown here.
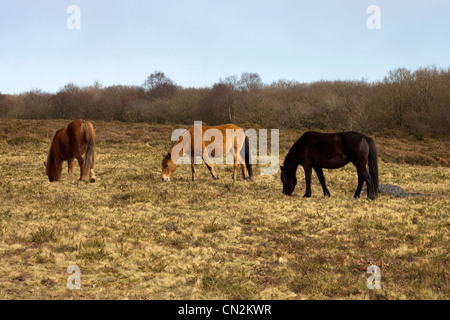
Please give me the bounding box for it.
[67,120,93,157]
[51,120,85,160]
[185,123,244,154]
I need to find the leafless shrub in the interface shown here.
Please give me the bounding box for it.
[197,83,238,124]
[0,92,14,118]
[2,67,449,137]
[12,89,53,119]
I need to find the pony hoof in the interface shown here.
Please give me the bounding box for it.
[213,176,219,180]
[90,178,96,183]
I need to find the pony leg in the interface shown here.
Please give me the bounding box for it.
[237,152,250,181]
[89,168,96,183]
[314,167,330,197]
[303,165,312,197]
[228,144,238,180]
[205,164,219,180]
[75,155,88,181]
[232,151,240,180]
[363,170,374,200]
[191,155,197,181]
[68,159,74,180]
[89,152,96,183]
[72,137,89,181]
[202,154,219,180]
[241,164,250,180]
[233,163,239,180]
[353,170,364,198]
[353,161,373,200]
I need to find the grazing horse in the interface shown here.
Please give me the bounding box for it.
[45,120,96,182]
[161,123,253,182]
[280,131,379,200]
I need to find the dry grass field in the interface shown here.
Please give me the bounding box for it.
[0,119,448,300]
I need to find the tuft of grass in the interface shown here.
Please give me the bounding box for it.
[0,209,12,222]
[7,136,45,146]
[201,266,260,299]
[76,238,110,262]
[30,227,57,244]
[202,217,228,233]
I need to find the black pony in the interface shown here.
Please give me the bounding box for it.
[280,131,379,200]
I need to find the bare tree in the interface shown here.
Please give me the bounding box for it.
[238,72,263,91]
[198,82,238,124]
[382,68,413,127]
[143,71,177,99]
[0,92,9,117]
[220,75,239,89]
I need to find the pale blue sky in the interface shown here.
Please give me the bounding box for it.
[1,0,449,94]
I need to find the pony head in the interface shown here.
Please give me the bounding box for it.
[161,152,177,182]
[280,165,297,196]
[45,129,64,182]
[45,153,62,182]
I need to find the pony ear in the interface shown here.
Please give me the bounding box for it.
[167,152,171,158]
[280,165,283,172]
[44,161,47,167]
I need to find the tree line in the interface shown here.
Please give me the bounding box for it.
[0,67,449,138]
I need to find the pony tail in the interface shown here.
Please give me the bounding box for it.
[82,121,95,178]
[367,137,379,198]
[245,136,253,180]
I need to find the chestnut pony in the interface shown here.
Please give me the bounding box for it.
[161,124,253,182]
[45,120,96,182]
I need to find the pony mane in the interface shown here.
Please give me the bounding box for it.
[283,147,299,175]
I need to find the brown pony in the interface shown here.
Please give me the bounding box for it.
[161,123,253,182]
[45,120,96,182]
